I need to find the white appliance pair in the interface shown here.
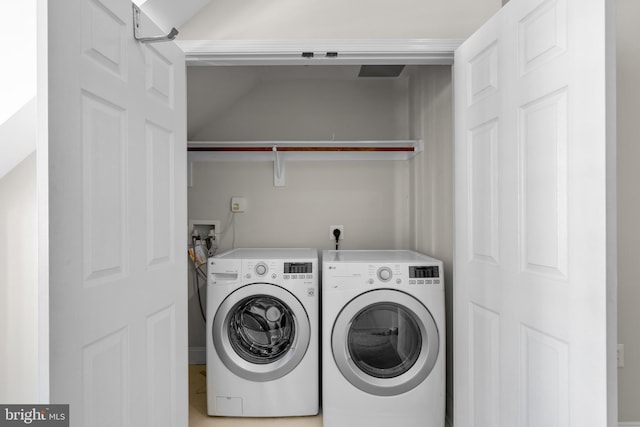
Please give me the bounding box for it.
[206,248,444,427]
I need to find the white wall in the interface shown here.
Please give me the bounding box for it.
[616,0,640,422]
[0,152,38,403]
[0,98,37,180]
[178,0,502,40]
[0,0,37,178]
[0,0,39,405]
[187,66,410,141]
[0,0,36,127]
[408,65,454,422]
[189,160,412,251]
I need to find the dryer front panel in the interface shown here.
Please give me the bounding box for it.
[332,289,439,396]
[213,283,310,382]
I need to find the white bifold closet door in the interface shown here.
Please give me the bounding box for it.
[42,0,188,425]
[454,0,616,426]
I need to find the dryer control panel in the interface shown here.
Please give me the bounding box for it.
[322,250,444,291]
[325,261,442,289]
[363,264,441,286]
[410,265,439,278]
[407,265,441,285]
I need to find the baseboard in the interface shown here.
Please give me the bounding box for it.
[447,420,637,426]
[189,346,206,365]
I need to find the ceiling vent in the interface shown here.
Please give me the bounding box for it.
[358,65,406,78]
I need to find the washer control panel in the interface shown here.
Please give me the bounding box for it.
[241,260,315,282]
[209,249,318,287]
[283,262,314,281]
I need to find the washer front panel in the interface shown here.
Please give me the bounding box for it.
[213,283,310,382]
[332,289,439,396]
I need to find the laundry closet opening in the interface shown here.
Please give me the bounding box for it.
[184,63,454,416]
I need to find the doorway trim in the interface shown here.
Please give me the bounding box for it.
[176,39,463,66]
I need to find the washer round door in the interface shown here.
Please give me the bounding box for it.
[332,289,439,396]
[213,283,310,382]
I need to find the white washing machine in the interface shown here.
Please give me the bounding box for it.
[322,250,445,427]
[206,248,319,417]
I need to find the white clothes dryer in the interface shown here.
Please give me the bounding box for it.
[322,250,445,427]
[206,248,319,417]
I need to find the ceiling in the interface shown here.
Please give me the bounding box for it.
[136,0,212,33]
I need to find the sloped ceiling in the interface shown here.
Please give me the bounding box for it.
[1,0,36,128]
[187,67,259,139]
[186,65,403,140]
[177,0,503,40]
[0,0,36,178]
[136,0,212,33]
[0,98,37,180]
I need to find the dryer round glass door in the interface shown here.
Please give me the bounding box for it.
[213,283,310,382]
[332,289,439,396]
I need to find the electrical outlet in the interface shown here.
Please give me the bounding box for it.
[231,197,247,213]
[618,344,624,368]
[329,225,344,240]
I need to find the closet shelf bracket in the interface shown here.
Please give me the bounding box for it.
[273,145,286,187]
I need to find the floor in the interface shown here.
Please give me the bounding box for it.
[189,365,323,427]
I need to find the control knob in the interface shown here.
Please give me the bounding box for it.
[255,263,268,276]
[377,267,393,282]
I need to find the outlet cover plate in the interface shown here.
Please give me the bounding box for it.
[329,225,344,240]
[231,197,247,213]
